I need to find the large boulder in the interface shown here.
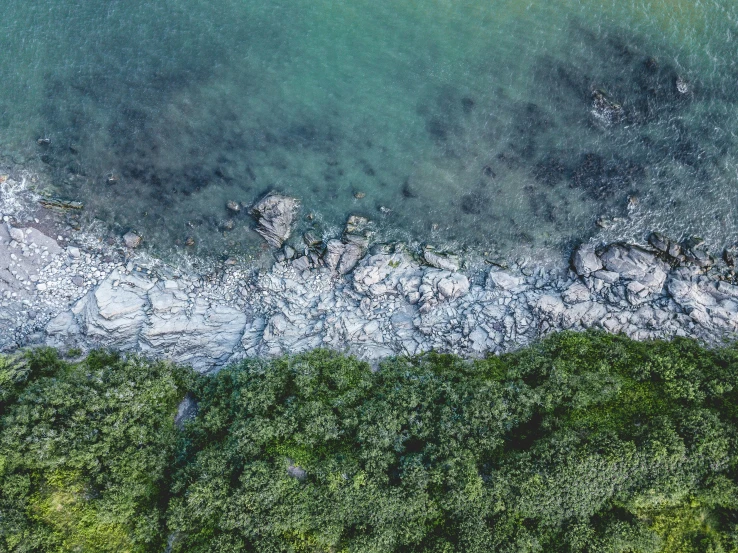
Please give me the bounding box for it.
[74,269,154,349]
[322,215,375,275]
[140,283,249,372]
[486,270,525,292]
[123,231,142,249]
[418,270,469,313]
[250,193,300,248]
[599,244,667,292]
[571,244,603,277]
[423,247,460,272]
[323,239,363,275]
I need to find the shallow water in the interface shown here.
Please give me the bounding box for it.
[1,0,738,261]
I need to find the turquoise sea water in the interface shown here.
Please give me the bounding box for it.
[1,0,738,260]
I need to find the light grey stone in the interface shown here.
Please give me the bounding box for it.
[571,244,603,276]
[123,231,142,249]
[291,256,310,271]
[8,226,24,243]
[140,301,248,371]
[600,244,667,293]
[486,271,525,292]
[337,244,363,275]
[251,192,300,248]
[562,282,591,303]
[535,295,565,319]
[592,269,620,284]
[45,311,78,336]
[423,248,460,271]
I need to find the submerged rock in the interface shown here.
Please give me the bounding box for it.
[591,89,624,125]
[38,198,84,211]
[303,229,322,248]
[250,193,300,248]
[676,76,690,94]
[344,214,371,236]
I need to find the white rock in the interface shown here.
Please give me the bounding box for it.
[486,271,525,292]
[562,282,591,303]
[8,226,25,243]
[536,295,565,319]
[123,231,142,249]
[571,244,603,276]
[592,269,620,284]
[600,245,667,292]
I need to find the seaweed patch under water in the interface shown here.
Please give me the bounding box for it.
[8,3,735,260]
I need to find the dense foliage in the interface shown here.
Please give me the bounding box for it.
[1,332,737,552]
[0,349,193,552]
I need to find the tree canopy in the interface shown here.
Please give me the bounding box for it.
[1,332,737,552]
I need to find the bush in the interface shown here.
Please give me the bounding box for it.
[0,349,194,553]
[168,333,738,552]
[1,332,737,552]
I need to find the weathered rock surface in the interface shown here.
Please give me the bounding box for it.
[423,247,460,271]
[0,223,65,351]
[250,193,300,248]
[34,233,738,373]
[571,243,603,276]
[123,231,142,249]
[3,186,738,375]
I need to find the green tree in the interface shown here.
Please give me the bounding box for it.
[0,349,193,553]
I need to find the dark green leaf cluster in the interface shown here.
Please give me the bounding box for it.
[170,333,738,552]
[1,332,738,552]
[0,349,193,552]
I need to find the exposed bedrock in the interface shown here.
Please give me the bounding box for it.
[2,175,737,371]
[31,222,738,371]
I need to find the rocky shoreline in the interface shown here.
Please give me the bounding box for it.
[2,172,738,372]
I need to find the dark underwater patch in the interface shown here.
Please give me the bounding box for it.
[460,192,486,215]
[512,21,725,210]
[25,8,738,258]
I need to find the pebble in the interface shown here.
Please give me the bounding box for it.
[123,232,142,249]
